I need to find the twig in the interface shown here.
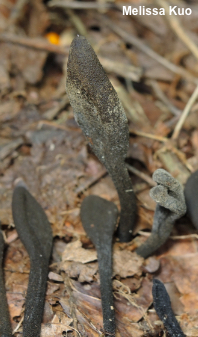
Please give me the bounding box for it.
[113,79,148,124]
[61,273,79,337]
[66,9,88,37]
[99,56,142,82]
[156,0,198,61]
[74,168,107,194]
[8,0,27,25]
[0,138,23,161]
[48,0,112,9]
[170,234,198,240]
[37,120,69,131]
[12,313,24,334]
[103,16,198,85]
[130,129,168,142]
[156,149,191,184]
[126,164,156,187]
[42,95,69,120]
[0,33,68,55]
[172,84,198,140]
[148,80,182,117]
[138,231,198,240]
[0,33,142,82]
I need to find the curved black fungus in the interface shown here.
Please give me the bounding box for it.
[66,35,136,242]
[136,169,186,258]
[0,225,12,337]
[152,279,186,337]
[12,186,53,337]
[80,195,118,336]
[184,169,198,230]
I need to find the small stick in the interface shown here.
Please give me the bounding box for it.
[48,0,112,9]
[66,9,88,37]
[156,0,198,61]
[172,84,198,140]
[149,79,182,117]
[152,279,186,337]
[6,0,28,27]
[0,33,68,55]
[103,16,198,85]
[99,57,142,82]
[129,129,168,142]
[126,164,156,187]
[138,231,198,240]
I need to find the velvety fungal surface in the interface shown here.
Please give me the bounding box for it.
[152,279,186,337]
[12,186,53,337]
[66,35,136,242]
[184,169,198,230]
[136,169,186,258]
[0,227,12,337]
[80,195,118,336]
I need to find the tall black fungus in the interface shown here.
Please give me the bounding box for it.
[152,279,186,337]
[136,169,186,258]
[80,195,118,336]
[12,185,53,337]
[66,36,136,242]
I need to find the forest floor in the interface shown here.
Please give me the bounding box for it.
[1,0,198,336]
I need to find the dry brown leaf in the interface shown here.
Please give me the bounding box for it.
[7,292,24,318]
[62,240,97,264]
[41,315,73,336]
[59,261,98,282]
[113,249,144,278]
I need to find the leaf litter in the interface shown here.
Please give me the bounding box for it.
[0,0,198,336]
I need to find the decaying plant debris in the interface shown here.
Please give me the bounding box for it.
[1,0,198,336]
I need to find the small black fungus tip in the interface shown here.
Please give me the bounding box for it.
[80,195,118,335]
[152,279,186,337]
[80,195,118,246]
[71,34,88,48]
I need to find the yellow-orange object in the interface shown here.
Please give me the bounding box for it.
[45,32,60,45]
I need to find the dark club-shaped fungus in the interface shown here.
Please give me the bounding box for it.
[80,195,118,336]
[184,169,198,230]
[0,225,12,337]
[12,185,53,337]
[152,279,186,337]
[66,36,136,242]
[136,169,186,258]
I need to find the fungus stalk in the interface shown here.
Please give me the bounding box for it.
[136,169,186,258]
[66,36,136,242]
[12,184,53,337]
[153,279,186,337]
[80,195,118,336]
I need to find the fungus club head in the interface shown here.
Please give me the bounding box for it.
[66,35,129,166]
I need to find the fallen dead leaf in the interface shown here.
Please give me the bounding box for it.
[59,261,98,283]
[62,240,97,264]
[113,249,144,278]
[41,314,73,337]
